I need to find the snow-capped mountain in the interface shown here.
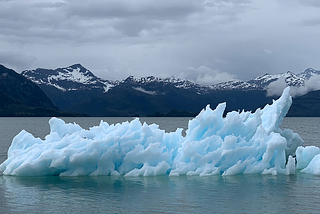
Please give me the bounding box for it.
[121,75,211,94]
[298,68,320,80]
[22,64,116,92]
[22,64,320,94]
[212,69,319,91]
[247,71,305,88]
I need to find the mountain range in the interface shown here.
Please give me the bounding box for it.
[19,64,320,117]
[22,64,320,93]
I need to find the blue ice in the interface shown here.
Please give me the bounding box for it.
[1,87,318,176]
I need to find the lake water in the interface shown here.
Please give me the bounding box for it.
[1,117,320,213]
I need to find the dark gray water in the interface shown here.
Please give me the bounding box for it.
[1,173,320,213]
[1,117,320,213]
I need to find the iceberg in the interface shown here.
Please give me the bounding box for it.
[1,86,317,177]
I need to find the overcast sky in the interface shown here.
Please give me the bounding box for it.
[1,0,320,84]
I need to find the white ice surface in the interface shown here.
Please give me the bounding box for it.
[1,87,318,177]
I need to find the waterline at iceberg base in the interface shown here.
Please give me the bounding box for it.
[0,87,318,177]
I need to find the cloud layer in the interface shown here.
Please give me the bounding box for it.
[1,0,320,84]
[267,75,320,97]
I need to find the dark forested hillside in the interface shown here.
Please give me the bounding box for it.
[68,85,276,116]
[288,90,320,117]
[0,64,83,116]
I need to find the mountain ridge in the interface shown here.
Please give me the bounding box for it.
[20,64,320,117]
[22,64,320,93]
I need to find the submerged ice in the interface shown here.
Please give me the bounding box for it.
[1,87,319,176]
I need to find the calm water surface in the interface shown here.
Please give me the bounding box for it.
[0,117,320,213]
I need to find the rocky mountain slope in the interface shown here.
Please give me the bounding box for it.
[0,64,84,116]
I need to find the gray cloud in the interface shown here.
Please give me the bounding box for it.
[0,0,320,85]
[266,77,288,97]
[0,51,37,71]
[66,0,204,20]
[299,0,320,8]
[0,0,252,42]
[301,18,320,26]
[180,66,238,85]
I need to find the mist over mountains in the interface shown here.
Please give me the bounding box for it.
[19,64,320,117]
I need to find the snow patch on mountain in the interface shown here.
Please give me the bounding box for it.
[48,68,94,85]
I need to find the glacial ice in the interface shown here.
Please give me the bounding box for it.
[0,87,319,177]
